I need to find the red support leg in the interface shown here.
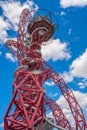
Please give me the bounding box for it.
[4,70,45,130]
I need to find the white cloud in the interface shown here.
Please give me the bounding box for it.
[41,39,71,61]
[61,71,73,82]
[46,90,87,127]
[0,0,38,31]
[45,81,55,87]
[0,122,4,128]
[61,49,87,88]
[0,1,38,43]
[57,90,87,126]
[73,91,87,109]
[78,79,87,89]
[70,49,87,79]
[6,53,17,62]
[0,16,9,42]
[60,0,87,8]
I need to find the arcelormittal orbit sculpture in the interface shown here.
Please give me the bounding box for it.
[4,8,86,130]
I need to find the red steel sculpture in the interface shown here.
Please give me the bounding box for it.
[4,8,86,130]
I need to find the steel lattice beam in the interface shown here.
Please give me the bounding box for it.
[4,8,87,130]
[44,95,72,130]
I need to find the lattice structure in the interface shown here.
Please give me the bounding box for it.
[4,8,86,130]
[44,95,72,129]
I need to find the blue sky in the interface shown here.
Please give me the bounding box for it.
[0,0,87,129]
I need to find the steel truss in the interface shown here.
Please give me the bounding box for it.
[4,8,86,130]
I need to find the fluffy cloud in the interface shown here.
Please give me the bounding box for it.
[57,90,87,126]
[0,0,38,43]
[70,49,87,79]
[60,0,87,8]
[61,49,87,88]
[61,71,73,82]
[41,39,71,61]
[78,79,87,89]
[0,17,10,42]
[0,1,38,30]
[46,90,87,127]
[5,53,17,62]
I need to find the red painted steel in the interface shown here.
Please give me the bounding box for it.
[5,70,45,129]
[4,8,86,130]
[44,95,72,130]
